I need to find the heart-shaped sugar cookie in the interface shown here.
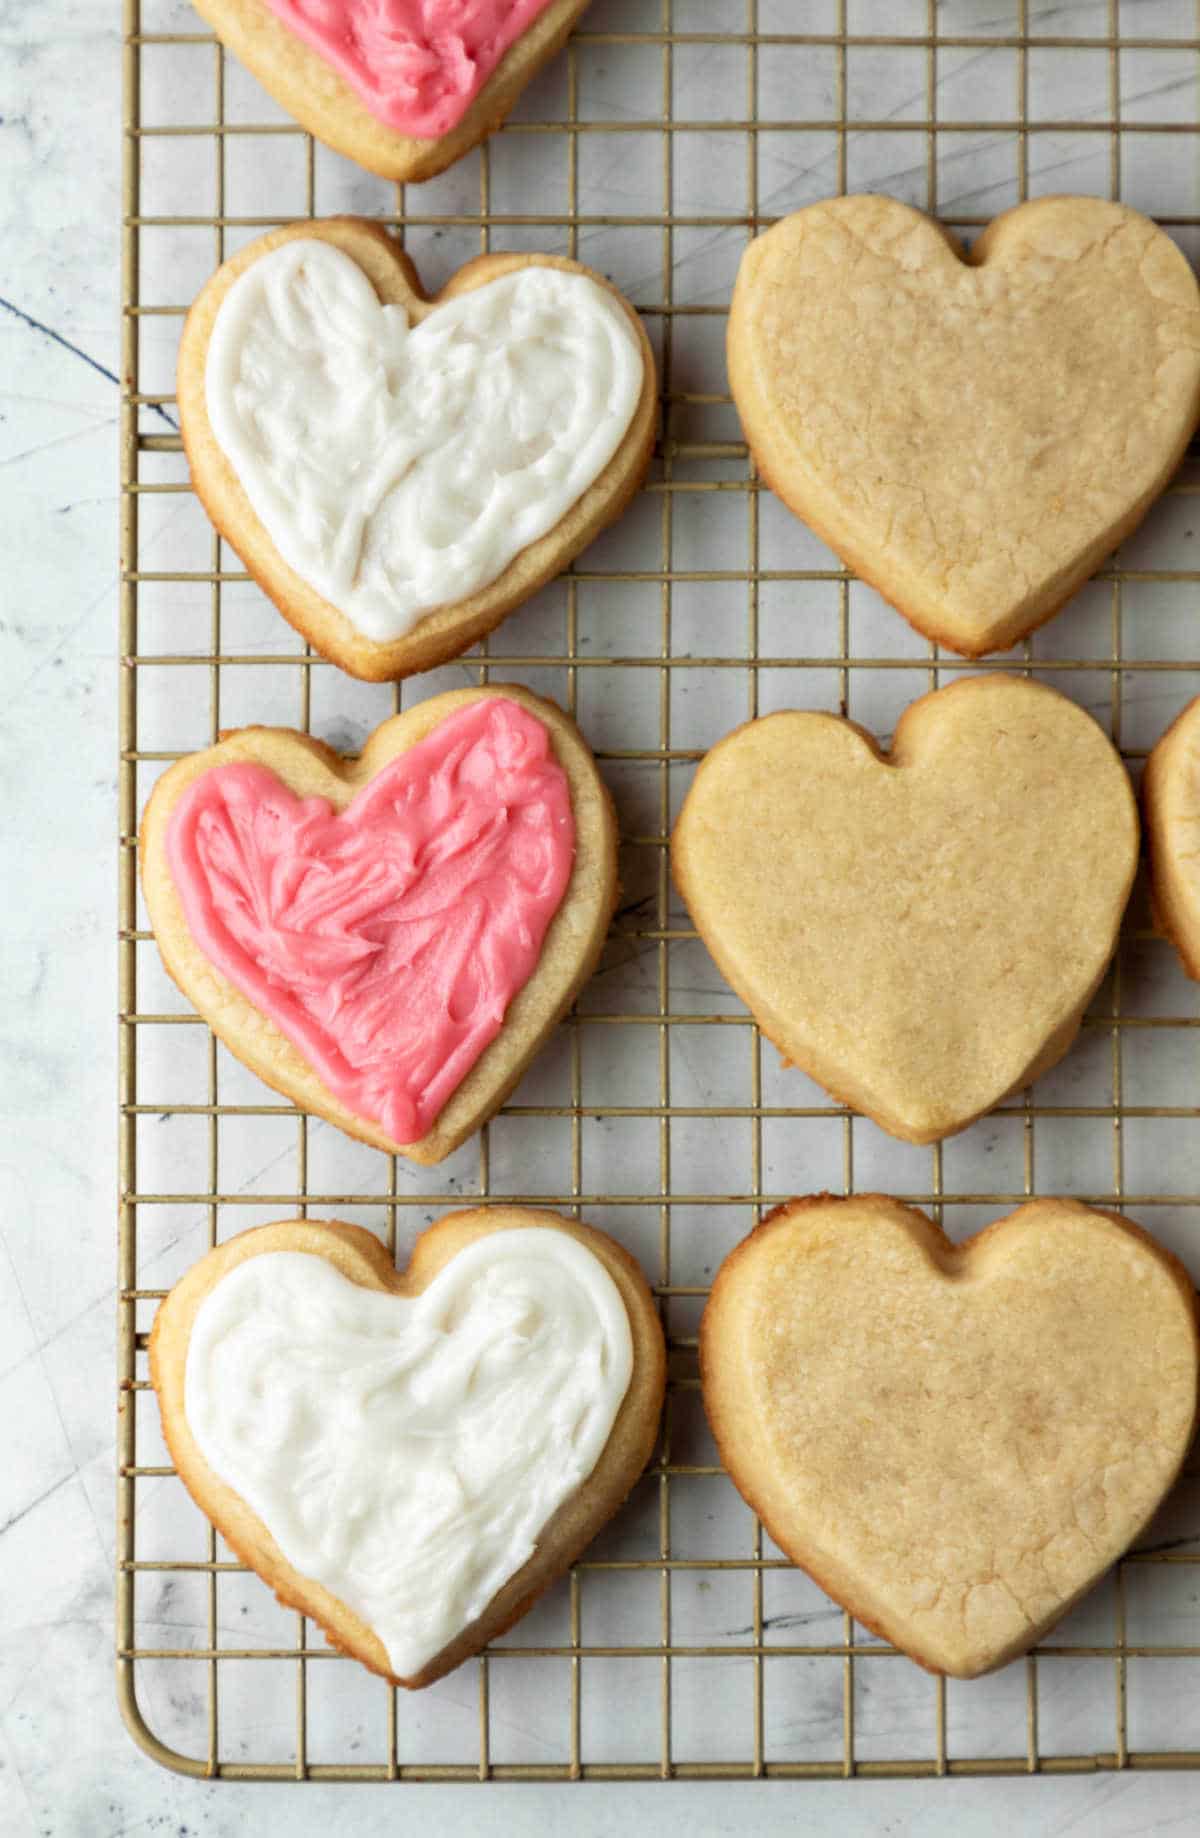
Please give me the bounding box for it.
[139,686,617,1163]
[178,220,656,681]
[1144,695,1200,981]
[672,675,1138,1144]
[728,195,1200,656]
[701,1194,1199,1678]
[150,1209,666,1686]
[188,0,590,182]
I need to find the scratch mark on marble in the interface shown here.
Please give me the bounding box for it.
[1049,1771,1136,1837]
[0,1470,74,1538]
[0,423,117,470]
[0,294,177,430]
[0,1236,38,1388]
[10,576,115,705]
[9,1274,114,1371]
[725,1607,843,1636]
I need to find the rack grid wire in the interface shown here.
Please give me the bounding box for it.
[118,0,1200,1783]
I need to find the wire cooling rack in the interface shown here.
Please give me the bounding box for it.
[118,0,1200,1783]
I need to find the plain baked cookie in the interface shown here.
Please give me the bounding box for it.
[671,675,1138,1144]
[701,1194,1199,1679]
[1143,695,1200,980]
[177,218,657,682]
[189,0,590,183]
[139,684,618,1164]
[727,194,1200,656]
[151,1208,667,1688]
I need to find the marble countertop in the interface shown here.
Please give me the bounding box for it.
[5,0,1200,1831]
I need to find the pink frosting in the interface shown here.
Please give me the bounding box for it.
[261,0,558,140]
[165,698,575,1144]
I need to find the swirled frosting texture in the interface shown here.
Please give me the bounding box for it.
[165,698,574,1144]
[259,0,557,140]
[184,1230,634,1679]
[204,239,645,642]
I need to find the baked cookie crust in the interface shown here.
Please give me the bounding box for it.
[139,685,618,1163]
[151,1209,667,1687]
[190,0,591,182]
[177,218,658,681]
[701,1193,1199,1678]
[672,674,1138,1144]
[1143,695,1200,981]
[728,195,1200,657]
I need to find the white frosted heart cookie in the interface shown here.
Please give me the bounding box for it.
[150,1208,666,1687]
[178,219,657,681]
[701,1194,1199,1679]
[1144,695,1200,980]
[189,0,590,183]
[672,675,1138,1144]
[728,195,1200,656]
[139,685,617,1165]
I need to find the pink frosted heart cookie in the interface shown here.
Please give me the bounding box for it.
[139,686,617,1163]
[189,0,592,181]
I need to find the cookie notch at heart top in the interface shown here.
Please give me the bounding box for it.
[701,1194,1199,1679]
[672,675,1138,1144]
[139,685,618,1164]
[150,1209,667,1688]
[728,195,1200,657]
[177,219,658,682]
[188,0,591,183]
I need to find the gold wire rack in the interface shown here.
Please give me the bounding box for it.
[118,0,1200,1783]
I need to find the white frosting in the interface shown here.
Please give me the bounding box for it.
[204,240,645,641]
[184,1230,633,1678]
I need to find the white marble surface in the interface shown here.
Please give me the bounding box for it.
[5,0,1200,1831]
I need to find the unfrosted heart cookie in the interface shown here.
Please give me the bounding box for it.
[701,1194,1199,1679]
[139,686,617,1163]
[672,675,1137,1144]
[190,0,590,182]
[728,195,1200,656]
[151,1208,666,1687]
[178,219,656,681]
[1144,695,1200,981]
